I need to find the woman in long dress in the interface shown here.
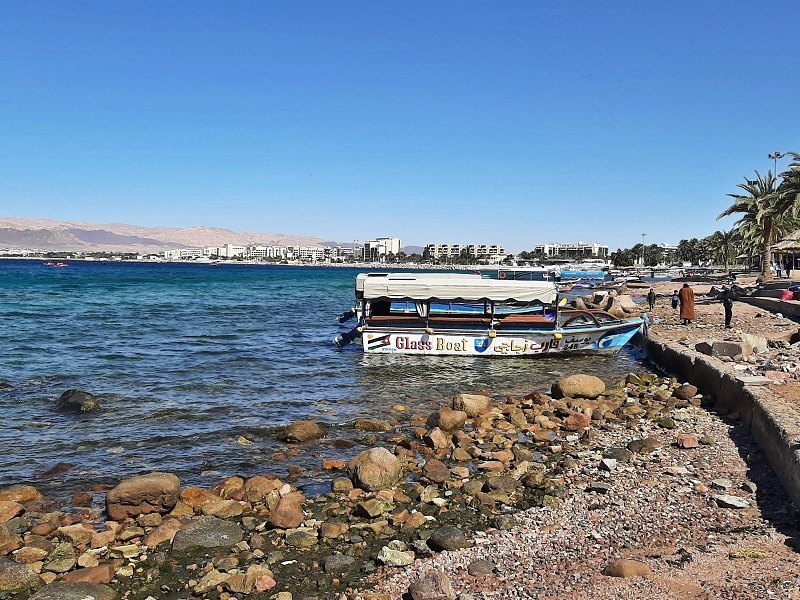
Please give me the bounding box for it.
[678,283,695,325]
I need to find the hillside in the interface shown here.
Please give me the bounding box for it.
[0,217,326,252]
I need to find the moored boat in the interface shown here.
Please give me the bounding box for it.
[335,273,645,356]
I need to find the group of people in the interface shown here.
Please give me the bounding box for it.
[646,283,734,328]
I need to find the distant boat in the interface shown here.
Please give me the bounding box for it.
[44,261,69,267]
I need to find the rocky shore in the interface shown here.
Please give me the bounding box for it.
[2,369,799,599]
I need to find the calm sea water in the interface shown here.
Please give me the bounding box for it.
[0,260,651,497]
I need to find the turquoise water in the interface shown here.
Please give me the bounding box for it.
[0,260,649,497]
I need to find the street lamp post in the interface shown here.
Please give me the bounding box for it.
[768,152,785,176]
[641,233,647,267]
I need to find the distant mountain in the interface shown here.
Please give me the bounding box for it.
[402,245,424,255]
[0,217,326,252]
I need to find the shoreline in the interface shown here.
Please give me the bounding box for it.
[2,364,800,599]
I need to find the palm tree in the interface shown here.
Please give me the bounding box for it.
[718,171,780,279]
[708,230,736,270]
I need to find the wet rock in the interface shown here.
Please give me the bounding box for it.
[331,477,354,493]
[714,494,750,509]
[244,475,282,503]
[0,557,44,592]
[377,546,414,566]
[171,516,244,551]
[602,559,652,578]
[324,554,355,574]
[423,428,451,451]
[627,436,662,454]
[56,389,101,413]
[0,484,42,503]
[672,384,698,400]
[0,525,21,556]
[453,393,491,417]
[285,528,317,548]
[269,491,305,529]
[281,420,324,442]
[428,527,470,551]
[423,459,451,483]
[429,407,467,432]
[105,471,180,521]
[44,543,77,573]
[30,582,118,600]
[354,419,391,432]
[142,518,182,548]
[0,501,23,524]
[551,374,605,399]
[180,487,244,518]
[467,559,495,576]
[349,447,403,491]
[408,571,456,600]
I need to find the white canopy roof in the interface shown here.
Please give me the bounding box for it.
[360,273,558,303]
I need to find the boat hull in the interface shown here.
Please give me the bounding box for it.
[361,320,643,356]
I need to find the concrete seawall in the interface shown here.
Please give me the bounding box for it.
[740,296,800,319]
[640,333,800,507]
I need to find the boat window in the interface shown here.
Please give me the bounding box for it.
[562,314,594,327]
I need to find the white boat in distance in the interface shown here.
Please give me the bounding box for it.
[335,273,646,357]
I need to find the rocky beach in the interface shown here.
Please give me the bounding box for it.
[2,365,800,599]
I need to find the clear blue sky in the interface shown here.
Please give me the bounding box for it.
[1,1,798,251]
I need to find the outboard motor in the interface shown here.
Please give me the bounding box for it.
[334,326,361,350]
[337,308,356,324]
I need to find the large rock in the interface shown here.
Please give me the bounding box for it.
[56,389,101,413]
[30,582,118,600]
[43,542,76,573]
[672,384,698,400]
[142,518,182,548]
[61,562,120,584]
[712,341,753,358]
[180,487,243,518]
[453,393,490,417]
[269,492,305,529]
[0,557,44,592]
[0,484,42,503]
[171,516,244,551]
[348,447,403,491]
[408,571,456,600]
[0,525,21,555]
[281,420,324,443]
[427,526,470,551]
[428,407,467,432]
[106,472,180,521]
[0,501,23,524]
[551,375,606,399]
[602,559,651,578]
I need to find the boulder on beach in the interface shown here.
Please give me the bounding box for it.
[453,393,490,417]
[348,447,402,491]
[551,374,606,399]
[0,525,21,556]
[281,420,324,443]
[56,389,101,413]
[105,472,180,521]
[408,571,456,600]
[427,407,467,432]
[30,581,118,600]
[171,516,244,551]
[269,491,305,529]
[0,557,44,593]
[0,484,42,503]
[672,384,698,400]
[602,559,652,578]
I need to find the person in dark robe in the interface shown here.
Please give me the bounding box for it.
[721,287,734,329]
[646,288,656,311]
[678,283,695,325]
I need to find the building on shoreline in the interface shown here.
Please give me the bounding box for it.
[363,237,401,262]
[423,243,506,262]
[532,241,609,259]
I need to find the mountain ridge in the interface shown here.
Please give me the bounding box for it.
[0,217,326,252]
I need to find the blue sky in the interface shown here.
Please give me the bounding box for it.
[1,1,798,251]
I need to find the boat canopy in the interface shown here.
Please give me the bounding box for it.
[356,272,480,293]
[360,273,558,304]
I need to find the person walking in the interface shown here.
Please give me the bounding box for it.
[776,261,783,279]
[671,290,680,310]
[647,288,656,311]
[722,286,734,329]
[678,283,695,325]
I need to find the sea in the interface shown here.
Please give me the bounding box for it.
[0,259,651,498]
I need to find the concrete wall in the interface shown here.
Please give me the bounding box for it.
[740,296,800,319]
[640,334,800,507]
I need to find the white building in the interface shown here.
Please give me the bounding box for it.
[532,242,609,259]
[423,243,505,261]
[363,237,401,262]
[164,248,205,260]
